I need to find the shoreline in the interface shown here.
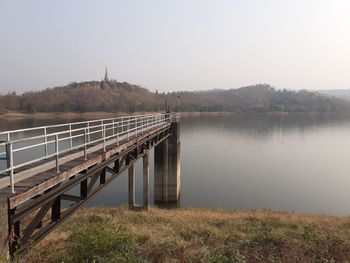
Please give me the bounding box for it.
[2,110,350,120]
[0,111,124,120]
[0,111,236,119]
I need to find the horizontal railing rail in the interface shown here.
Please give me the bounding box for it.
[0,112,178,193]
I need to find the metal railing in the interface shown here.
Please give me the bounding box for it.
[0,112,177,193]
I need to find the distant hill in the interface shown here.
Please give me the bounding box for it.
[319,89,350,101]
[0,80,165,113]
[1,81,349,114]
[167,84,350,113]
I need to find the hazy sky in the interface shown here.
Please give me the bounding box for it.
[1,0,350,93]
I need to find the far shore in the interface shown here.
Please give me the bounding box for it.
[1,110,349,120]
[0,111,236,119]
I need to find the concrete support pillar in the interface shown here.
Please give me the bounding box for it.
[154,121,181,205]
[128,157,149,211]
[143,153,149,210]
[128,164,135,209]
[168,121,181,202]
[154,139,168,202]
[0,198,9,260]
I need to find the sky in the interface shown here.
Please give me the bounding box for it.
[1,0,350,93]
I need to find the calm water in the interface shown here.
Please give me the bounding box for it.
[1,114,350,215]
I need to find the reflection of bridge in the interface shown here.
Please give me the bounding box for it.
[0,113,181,258]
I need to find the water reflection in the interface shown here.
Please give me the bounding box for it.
[0,117,86,132]
[181,114,350,215]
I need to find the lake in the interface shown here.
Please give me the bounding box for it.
[1,114,350,215]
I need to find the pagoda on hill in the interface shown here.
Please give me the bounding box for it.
[104,66,109,82]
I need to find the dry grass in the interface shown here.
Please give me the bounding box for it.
[24,207,350,263]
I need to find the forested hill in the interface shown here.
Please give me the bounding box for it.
[173,85,350,113]
[0,81,349,114]
[319,89,350,101]
[0,80,165,113]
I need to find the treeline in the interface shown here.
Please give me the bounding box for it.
[166,85,350,113]
[0,81,349,114]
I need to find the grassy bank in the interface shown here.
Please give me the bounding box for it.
[23,207,350,263]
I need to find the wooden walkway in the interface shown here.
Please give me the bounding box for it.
[2,122,170,209]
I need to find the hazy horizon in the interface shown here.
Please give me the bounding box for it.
[1,0,350,93]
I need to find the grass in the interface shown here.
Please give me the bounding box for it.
[22,206,350,263]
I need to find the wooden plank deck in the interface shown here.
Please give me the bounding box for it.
[0,123,171,209]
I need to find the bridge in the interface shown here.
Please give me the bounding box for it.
[0,112,181,259]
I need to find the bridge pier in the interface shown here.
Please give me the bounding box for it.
[143,153,149,210]
[154,139,168,202]
[154,120,181,205]
[128,153,150,211]
[128,164,136,209]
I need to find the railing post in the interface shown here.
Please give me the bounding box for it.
[69,124,73,149]
[112,120,115,136]
[44,127,48,157]
[135,117,138,136]
[87,122,91,143]
[6,142,15,193]
[5,133,10,173]
[103,124,106,152]
[127,117,130,140]
[84,128,87,161]
[4,133,15,193]
[141,117,144,134]
[55,134,59,173]
[116,123,119,146]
